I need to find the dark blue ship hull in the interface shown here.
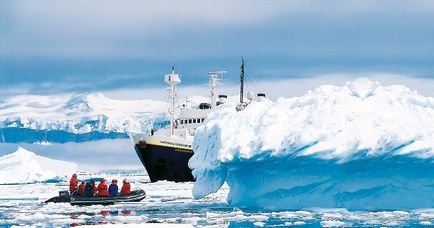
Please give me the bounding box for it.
[134,142,195,182]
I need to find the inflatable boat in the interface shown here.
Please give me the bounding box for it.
[45,190,146,206]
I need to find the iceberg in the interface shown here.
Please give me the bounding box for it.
[189,78,434,210]
[0,147,77,184]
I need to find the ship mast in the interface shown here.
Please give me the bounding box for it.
[164,67,181,136]
[240,57,245,104]
[208,70,226,109]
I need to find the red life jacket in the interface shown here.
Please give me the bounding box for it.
[97,180,109,197]
[78,182,86,195]
[69,176,78,192]
[121,182,131,195]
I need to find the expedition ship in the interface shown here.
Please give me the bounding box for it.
[132,59,263,182]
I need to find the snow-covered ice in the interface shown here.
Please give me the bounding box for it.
[0,171,231,227]
[80,224,193,228]
[190,78,434,210]
[0,147,77,184]
[3,171,434,227]
[0,92,168,143]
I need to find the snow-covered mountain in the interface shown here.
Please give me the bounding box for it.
[0,147,77,184]
[0,92,169,143]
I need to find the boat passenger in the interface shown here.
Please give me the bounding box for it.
[78,181,86,196]
[109,179,118,196]
[84,181,95,197]
[69,173,78,194]
[97,179,109,197]
[121,179,131,195]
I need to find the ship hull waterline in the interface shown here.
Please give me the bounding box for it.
[134,141,195,182]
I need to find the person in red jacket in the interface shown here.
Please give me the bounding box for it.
[121,178,131,195]
[97,179,109,197]
[78,181,86,196]
[69,173,78,194]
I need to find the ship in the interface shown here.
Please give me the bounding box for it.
[132,59,262,182]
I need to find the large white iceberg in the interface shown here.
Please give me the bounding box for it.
[189,78,434,210]
[0,147,78,184]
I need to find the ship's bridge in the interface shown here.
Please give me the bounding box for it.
[176,105,210,129]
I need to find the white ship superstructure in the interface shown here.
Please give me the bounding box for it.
[132,68,228,182]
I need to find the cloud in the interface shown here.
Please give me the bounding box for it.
[1,0,434,95]
[1,0,293,59]
[2,0,434,59]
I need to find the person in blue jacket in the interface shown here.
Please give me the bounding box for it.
[108,179,119,196]
[84,181,95,197]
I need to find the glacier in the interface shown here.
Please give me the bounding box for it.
[0,92,169,143]
[0,147,77,184]
[189,78,434,210]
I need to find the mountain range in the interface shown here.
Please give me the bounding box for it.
[0,92,168,143]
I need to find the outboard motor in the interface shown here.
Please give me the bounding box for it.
[59,190,71,201]
[45,190,71,203]
[257,93,266,102]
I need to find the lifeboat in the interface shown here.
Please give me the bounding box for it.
[45,189,146,206]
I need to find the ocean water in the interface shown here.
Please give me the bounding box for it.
[1,171,434,227]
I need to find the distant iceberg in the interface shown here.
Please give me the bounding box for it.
[0,147,77,184]
[189,78,434,210]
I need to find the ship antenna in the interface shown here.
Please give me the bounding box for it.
[240,57,245,104]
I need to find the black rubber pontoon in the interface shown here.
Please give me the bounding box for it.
[45,190,146,206]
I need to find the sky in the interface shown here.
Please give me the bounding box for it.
[1,0,434,98]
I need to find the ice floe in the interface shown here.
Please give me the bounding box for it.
[3,171,434,227]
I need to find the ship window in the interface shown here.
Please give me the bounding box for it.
[180,120,184,124]
[193,119,197,123]
[202,118,205,122]
[189,119,192,124]
[197,119,201,123]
